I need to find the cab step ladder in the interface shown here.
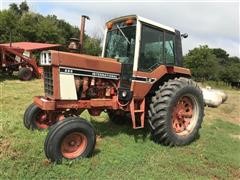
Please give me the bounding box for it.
[130,98,145,129]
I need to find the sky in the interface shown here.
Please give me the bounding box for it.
[1,0,239,57]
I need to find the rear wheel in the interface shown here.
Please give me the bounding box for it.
[44,117,96,163]
[18,67,32,81]
[148,77,204,146]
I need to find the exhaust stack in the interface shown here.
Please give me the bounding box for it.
[80,15,90,52]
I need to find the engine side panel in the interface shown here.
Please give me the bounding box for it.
[59,74,78,100]
[56,66,119,101]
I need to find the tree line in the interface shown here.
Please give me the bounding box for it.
[184,45,240,84]
[1,2,239,84]
[0,1,101,55]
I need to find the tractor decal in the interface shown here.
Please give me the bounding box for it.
[59,67,120,80]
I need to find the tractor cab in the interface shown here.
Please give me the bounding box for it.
[102,15,183,72]
[102,15,186,100]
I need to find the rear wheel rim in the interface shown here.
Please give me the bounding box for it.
[61,132,87,159]
[172,95,199,136]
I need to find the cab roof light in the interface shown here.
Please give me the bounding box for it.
[125,19,134,26]
[107,22,113,30]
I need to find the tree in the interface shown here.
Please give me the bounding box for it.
[0,10,20,43]
[19,13,40,41]
[19,1,29,14]
[184,45,240,84]
[212,48,229,65]
[219,56,240,83]
[0,1,101,56]
[36,16,64,44]
[9,3,20,15]
[83,36,102,56]
[9,1,29,15]
[184,45,219,81]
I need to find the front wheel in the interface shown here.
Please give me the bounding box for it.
[44,117,96,163]
[23,104,64,130]
[148,77,204,146]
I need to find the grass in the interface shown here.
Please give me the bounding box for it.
[200,80,233,90]
[0,75,240,179]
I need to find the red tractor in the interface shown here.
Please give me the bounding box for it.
[24,15,204,163]
[0,42,61,80]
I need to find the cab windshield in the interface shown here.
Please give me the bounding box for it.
[104,25,136,64]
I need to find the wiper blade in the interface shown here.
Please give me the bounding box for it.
[116,25,130,44]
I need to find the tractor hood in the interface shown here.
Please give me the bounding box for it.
[51,51,121,74]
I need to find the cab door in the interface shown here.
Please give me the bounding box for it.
[132,23,176,99]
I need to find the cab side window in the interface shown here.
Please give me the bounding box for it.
[165,32,175,65]
[138,25,164,72]
[138,25,176,72]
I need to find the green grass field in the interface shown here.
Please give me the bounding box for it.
[0,75,240,179]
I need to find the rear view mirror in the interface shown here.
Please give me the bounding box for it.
[181,33,188,38]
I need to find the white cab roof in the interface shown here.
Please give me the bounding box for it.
[107,15,175,33]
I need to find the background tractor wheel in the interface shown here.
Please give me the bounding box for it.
[148,77,204,146]
[44,117,96,164]
[18,67,32,81]
[107,110,131,125]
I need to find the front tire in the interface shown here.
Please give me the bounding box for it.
[23,103,35,129]
[148,77,204,146]
[44,117,96,163]
[24,104,57,130]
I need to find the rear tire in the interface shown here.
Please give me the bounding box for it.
[44,117,96,163]
[18,67,32,81]
[148,77,204,146]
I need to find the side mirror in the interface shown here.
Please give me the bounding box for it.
[181,33,188,38]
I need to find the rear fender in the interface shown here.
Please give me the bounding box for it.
[131,65,191,99]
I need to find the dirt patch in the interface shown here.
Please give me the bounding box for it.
[0,139,11,157]
[96,135,102,142]
[204,90,240,125]
[230,134,240,140]
[0,138,20,159]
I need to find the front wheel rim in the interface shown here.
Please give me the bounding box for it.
[172,95,199,136]
[61,132,87,159]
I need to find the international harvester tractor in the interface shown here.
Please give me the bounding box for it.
[24,15,204,163]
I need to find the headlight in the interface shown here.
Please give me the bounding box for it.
[40,51,51,66]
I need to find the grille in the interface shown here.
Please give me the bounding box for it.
[43,66,53,96]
